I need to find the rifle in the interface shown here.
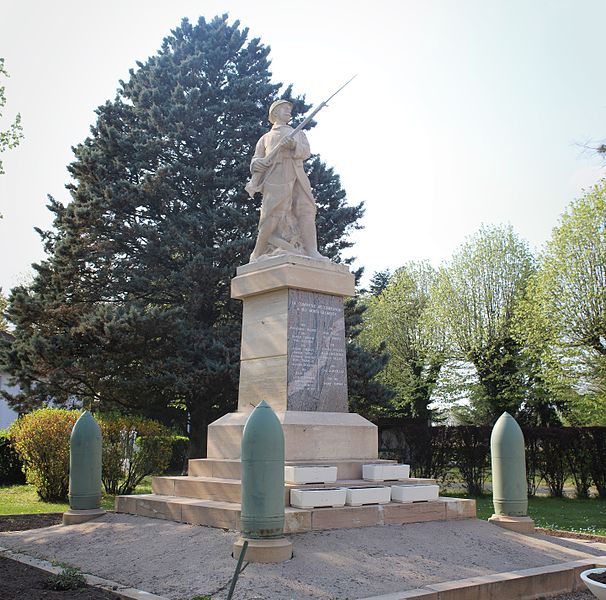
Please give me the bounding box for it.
[245,75,357,198]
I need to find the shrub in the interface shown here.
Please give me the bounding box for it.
[451,426,491,496]
[535,427,570,497]
[9,408,79,501]
[378,421,453,481]
[99,414,173,495]
[45,567,86,590]
[586,427,606,498]
[0,429,26,485]
[522,427,543,497]
[169,435,190,474]
[565,428,593,498]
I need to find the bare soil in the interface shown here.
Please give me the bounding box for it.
[0,555,116,600]
[587,570,606,584]
[0,512,62,532]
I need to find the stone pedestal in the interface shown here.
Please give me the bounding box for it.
[208,411,378,461]
[232,255,355,412]
[488,514,535,534]
[232,537,293,563]
[62,508,106,526]
[209,255,377,464]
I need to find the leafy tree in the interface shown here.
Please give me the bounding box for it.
[432,225,536,424]
[516,181,606,424]
[0,58,23,176]
[344,276,392,419]
[359,262,444,422]
[1,16,363,456]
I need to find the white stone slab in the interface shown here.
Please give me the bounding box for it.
[342,486,391,507]
[362,463,410,481]
[284,465,337,484]
[390,484,440,503]
[289,487,346,509]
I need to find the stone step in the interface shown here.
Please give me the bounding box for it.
[152,475,438,505]
[152,476,242,503]
[115,494,476,533]
[187,457,399,480]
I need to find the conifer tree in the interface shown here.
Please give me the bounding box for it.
[1,16,364,456]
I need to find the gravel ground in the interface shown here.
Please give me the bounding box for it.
[1,513,605,599]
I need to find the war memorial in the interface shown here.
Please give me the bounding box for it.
[114,96,475,541]
[2,94,606,600]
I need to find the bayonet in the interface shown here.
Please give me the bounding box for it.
[245,75,357,197]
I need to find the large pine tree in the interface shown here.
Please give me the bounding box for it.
[2,16,365,455]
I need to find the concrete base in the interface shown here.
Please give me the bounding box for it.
[488,514,535,534]
[63,508,106,525]
[208,411,378,461]
[232,537,293,563]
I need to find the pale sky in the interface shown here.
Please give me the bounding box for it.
[1,0,605,293]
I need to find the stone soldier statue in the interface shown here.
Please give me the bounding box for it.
[245,100,325,263]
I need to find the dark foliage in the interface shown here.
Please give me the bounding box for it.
[0,431,25,485]
[378,419,454,480]
[1,16,364,457]
[586,428,606,498]
[379,420,606,499]
[451,425,491,496]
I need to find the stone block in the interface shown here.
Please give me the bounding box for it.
[360,589,439,600]
[174,477,240,502]
[135,497,182,521]
[284,507,312,533]
[358,591,438,600]
[311,505,381,530]
[488,514,535,533]
[391,484,439,503]
[207,411,378,462]
[240,289,288,360]
[441,497,477,519]
[343,486,391,506]
[516,563,575,597]
[232,537,293,563]
[151,476,175,496]
[290,487,346,509]
[115,495,137,514]
[62,509,105,526]
[284,465,337,484]
[363,463,410,481]
[187,459,213,477]
[232,255,355,299]
[181,501,238,530]
[382,500,446,525]
[238,355,287,411]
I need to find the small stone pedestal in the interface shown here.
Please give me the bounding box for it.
[488,514,535,534]
[233,537,293,563]
[63,508,106,525]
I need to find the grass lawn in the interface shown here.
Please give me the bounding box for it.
[0,478,152,515]
[445,491,606,536]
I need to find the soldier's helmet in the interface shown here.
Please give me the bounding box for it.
[268,99,293,124]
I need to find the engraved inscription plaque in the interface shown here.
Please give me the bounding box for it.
[287,289,348,412]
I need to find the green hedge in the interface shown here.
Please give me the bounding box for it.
[378,420,606,498]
